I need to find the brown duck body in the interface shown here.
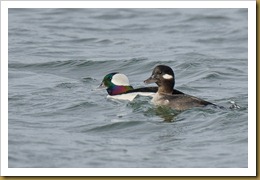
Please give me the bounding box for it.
[152,92,213,111]
[144,65,214,111]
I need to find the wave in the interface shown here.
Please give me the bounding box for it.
[86,120,145,133]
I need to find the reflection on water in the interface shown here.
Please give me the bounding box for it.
[154,106,180,122]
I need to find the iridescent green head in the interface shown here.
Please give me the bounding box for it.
[100,72,134,95]
[100,72,118,88]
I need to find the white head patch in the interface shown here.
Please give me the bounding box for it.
[162,74,173,79]
[111,73,130,86]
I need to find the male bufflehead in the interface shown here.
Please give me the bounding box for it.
[100,72,157,101]
[144,65,215,111]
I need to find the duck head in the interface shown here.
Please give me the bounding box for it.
[144,65,175,94]
[100,72,134,95]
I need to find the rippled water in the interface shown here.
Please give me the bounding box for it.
[8,8,248,168]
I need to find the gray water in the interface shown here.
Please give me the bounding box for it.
[8,8,248,168]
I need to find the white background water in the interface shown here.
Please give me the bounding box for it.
[8,8,248,168]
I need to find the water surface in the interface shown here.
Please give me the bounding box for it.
[8,8,248,168]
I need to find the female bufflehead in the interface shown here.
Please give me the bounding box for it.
[144,65,215,111]
[100,72,158,101]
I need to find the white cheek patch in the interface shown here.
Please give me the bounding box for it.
[162,74,173,79]
[111,73,130,86]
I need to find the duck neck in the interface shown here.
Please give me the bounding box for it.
[107,85,134,95]
[157,80,174,94]
[158,86,173,94]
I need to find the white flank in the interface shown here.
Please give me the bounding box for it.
[107,94,137,101]
[111,73,130,86]
[162,74,173,79]
[107,92,155,101]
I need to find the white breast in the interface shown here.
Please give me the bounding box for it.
[152,93,169,105]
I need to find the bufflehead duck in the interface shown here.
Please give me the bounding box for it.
[144,65,215,111]
[100,72,157,101]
